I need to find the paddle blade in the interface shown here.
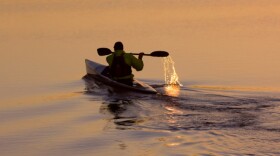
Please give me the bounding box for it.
[150,51,169,57]
[97,48,112,56]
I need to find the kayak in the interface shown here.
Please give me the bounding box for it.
[85,59,157,94]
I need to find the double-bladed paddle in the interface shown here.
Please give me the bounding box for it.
[97,48,169,57]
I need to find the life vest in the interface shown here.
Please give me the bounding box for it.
[110,53,132,79]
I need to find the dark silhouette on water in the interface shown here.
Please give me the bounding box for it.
[104,41,144,86]
[100,98,141,129]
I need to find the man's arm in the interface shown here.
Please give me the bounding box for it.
[129,54,144,71]
[106,55,113,66]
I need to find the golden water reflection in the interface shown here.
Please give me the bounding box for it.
[164,85,181,97]
[164,105,183,115]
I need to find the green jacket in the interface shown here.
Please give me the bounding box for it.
[106,50,144,79]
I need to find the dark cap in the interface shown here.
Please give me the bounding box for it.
[114,41,123,50]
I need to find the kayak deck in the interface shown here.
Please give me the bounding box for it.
[85,59,157,94]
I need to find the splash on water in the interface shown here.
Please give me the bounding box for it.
[163,56,182,97]
[163,56,182,86]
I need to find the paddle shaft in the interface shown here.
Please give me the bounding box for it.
[132,51,168,57]
[130,53,152,56]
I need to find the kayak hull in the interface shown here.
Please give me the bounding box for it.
[85,59,157,94]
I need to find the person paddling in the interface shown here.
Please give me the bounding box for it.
[106,41,144,86]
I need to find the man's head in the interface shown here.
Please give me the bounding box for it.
[114,41,123,51]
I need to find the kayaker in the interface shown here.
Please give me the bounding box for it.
[106,41,144,86]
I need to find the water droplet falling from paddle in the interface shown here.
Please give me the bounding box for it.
[163,56,182,86]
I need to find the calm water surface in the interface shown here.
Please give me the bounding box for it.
[1,1,280,155]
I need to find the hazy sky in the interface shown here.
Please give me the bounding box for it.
[1,0,280,87]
